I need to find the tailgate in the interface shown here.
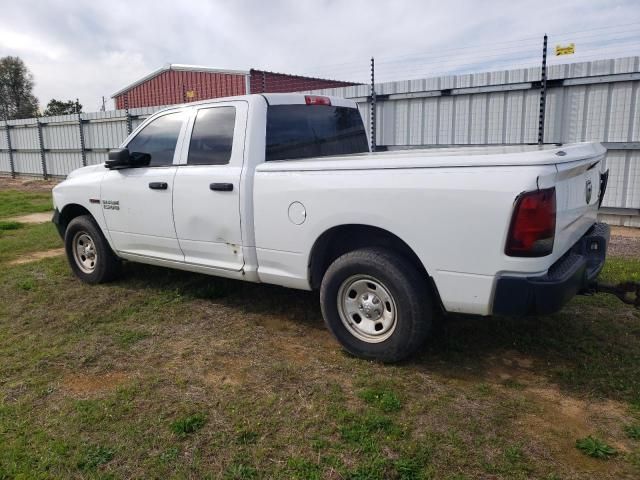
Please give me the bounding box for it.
[552,144,607,260]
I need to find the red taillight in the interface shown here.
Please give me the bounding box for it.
[505,187,556,257]
[304,95,331,106]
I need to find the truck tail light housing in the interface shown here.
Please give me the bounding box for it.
[305,95,331,106]
[505,187,556,257]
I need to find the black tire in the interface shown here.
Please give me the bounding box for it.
[320,247,434,362]
[64,215,121,284]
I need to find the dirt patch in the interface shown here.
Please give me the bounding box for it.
[62,371,129,398]
[7,212,53,224]
[8,248,64,265]
[203,367,246,388]
[0,176,58,192]
[517,385,633,475]
[609,231,640,258]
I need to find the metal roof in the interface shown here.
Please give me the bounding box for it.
[111,64,250,98]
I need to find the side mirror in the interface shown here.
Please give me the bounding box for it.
[106,148,131,169]
[105,149,151,169]
[129,151,152,168]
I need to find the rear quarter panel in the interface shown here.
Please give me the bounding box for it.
[253,164,559,314]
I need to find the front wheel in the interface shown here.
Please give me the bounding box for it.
[64,215,121,284]
[320,248,435,362]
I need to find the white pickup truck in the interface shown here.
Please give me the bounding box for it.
[52,93,610,361]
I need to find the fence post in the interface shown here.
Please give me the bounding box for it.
[77,112,87,167]
[36,119,48,179]
[370,57,376,152]
[124,93,132,135]
[4,121,16,178]
[537,33,548,145]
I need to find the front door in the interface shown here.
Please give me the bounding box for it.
[101,110,187,261]
[173,102,246,270]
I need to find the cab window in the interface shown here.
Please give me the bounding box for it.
[187,107,236,165]
[127,112,184,167]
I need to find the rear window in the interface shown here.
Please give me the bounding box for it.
[266,105,368,161]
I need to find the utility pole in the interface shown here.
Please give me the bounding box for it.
[124,93,132,135]
[538,34,548,145]
[77,99,87,167]
[3,118,15,178]
[370,57,376,152]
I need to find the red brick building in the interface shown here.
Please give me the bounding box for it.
[112,64,358,109]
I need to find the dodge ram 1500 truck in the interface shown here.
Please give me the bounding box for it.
[52,93,610,362]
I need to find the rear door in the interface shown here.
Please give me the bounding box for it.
[101,110,187,261]
[172,101,247,270]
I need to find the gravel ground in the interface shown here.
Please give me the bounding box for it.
[609,227,640,258]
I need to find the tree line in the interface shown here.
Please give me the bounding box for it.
[0,56,83,120]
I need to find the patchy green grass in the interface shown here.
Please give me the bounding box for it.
[599,256,640,283]
[170,413,207,437]
[77,445,115,471]
[0,189,52,218]
[576,436,617,459]
[1,187,639,479]
[0,220,23,231]
[358,385,402,413]
[425,255,640,406]
[625,424,640,440]
[0,222,61,263]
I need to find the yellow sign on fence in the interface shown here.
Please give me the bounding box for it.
[555,43,575,56]
[185,90,196,99]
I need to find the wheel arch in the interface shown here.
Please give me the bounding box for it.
[57,203,97,237]
[308,224,442,308]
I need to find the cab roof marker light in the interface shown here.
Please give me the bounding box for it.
[304,95,331,106]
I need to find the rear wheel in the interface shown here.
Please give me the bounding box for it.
[64,215,121,284]
[320,248,434,362]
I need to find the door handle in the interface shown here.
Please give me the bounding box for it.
[210,183,234,192]
[148,182,168,190]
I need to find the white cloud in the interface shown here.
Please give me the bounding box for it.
[0,0,638,111]
[0,28,68,60]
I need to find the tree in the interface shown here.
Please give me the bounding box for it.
[0,56,39,120]
[43,99,82,117]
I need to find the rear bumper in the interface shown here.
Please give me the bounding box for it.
[492,222,610,316]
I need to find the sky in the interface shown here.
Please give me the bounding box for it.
[1,0,639,111]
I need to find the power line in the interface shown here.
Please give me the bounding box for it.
[301,32,639,79]
[294,21,640,83]
[548,21,640,38]
[304,37,639,82]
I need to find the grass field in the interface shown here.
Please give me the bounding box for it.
[1,183,639,479]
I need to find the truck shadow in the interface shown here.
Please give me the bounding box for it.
[119,262,639,404]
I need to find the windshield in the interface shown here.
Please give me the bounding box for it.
[266,104,369,161]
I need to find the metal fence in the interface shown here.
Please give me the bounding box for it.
[1,56,639,226]
[0,107,162,179]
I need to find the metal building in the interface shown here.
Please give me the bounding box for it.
[112,64,358,108]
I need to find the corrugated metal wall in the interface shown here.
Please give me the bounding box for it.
[1,56,639,226]
[306,56,640,226]
[114,70,247,109]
